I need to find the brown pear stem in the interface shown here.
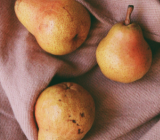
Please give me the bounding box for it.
[124,5,134,25]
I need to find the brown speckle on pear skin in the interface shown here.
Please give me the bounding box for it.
[78,129,84,134]
[72,120,76,123]
[67,119,76,123]
[80,113,85,117]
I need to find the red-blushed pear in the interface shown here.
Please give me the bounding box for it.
[35,82,95,140]
[14,0,91,55]
[96,5,152,83]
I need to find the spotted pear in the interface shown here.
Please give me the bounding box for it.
[35,82,95,140]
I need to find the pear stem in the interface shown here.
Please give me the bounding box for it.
[124,5,134,25]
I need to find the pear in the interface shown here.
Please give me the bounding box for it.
[14,0,91,55]
[96,5,152,83]
[35,82,95,140]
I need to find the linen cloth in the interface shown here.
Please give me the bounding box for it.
[0,0,160,140]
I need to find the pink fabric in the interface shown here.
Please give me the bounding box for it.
[0,0,160,140]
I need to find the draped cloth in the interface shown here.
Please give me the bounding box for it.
[0,0,160,139]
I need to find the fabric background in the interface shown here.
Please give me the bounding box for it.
[0,0,160,140]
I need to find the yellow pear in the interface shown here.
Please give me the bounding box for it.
[35,82,95,140]
[14,0,91,55]
[96,5,152,83]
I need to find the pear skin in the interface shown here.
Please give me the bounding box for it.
[14,0,91,55]
[96,6,152,83]
[35,82,95,140]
